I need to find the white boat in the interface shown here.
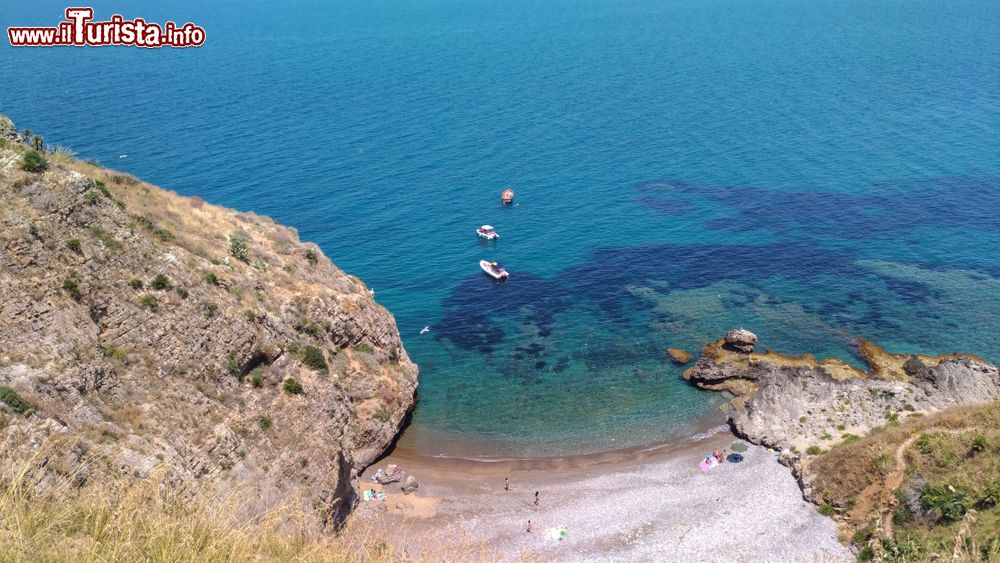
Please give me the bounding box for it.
[480,260,509,280]
[477,225,500,240]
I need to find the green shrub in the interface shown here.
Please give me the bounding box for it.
[857,545,874,562]
[921,483,969,523]
[229,233,250,262]
[971,434,988,453]
[62,278,81,301]
[0,385,33,415]
[128,278,143,290]
[353,343,374,354]
[818,503,835,516]
[835,424,846,431]
[305,249,318,266]
[299,458,309,469]
[282,378,304,395]
[93,180,111,198]
[28,223,38,238]
[806,445,823,456]
[204,272,219,285]
[20,149,48,173]
[886,412,900,426]
[302,345,328,374]
[250,373,263,388]
[244,310,256,322]
[294,316,322,338]
[150,274,170,290]
[226,353,240,377]
[799,416,807,423]
[979,481,1000,509]
[101,347,126,361]
[67,238,82,253]
[258,416,273,431]
[203,301,219,318]
[820,432,832,441]
[841,433,860,444]
[140,294,158,311]
[175,287,188,299]
[83,191,99,205]
[153,228,174,241]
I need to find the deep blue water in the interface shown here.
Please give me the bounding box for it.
[3,0,998,458]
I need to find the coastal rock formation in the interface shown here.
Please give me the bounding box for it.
[723,328,757,353]
[0,118,417,527]
[684,337,999,454]
[666,348,693,365]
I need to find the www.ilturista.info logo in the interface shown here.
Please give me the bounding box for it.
[8,8,205,48]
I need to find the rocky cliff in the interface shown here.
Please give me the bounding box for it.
[684,335,999,454]
[0,118,417,527]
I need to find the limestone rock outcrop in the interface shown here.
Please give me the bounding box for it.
[724,328,757,353]
[685,337,999,453]
[0,117,418,528]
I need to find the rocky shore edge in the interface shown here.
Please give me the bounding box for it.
[683,329,1000,502]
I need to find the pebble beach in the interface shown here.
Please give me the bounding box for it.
[359,431,851,561]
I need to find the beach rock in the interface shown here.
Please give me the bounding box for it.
[666,348,693,365]
[401,475,420,495]
[0,117,418,530]
[724,328,758,353]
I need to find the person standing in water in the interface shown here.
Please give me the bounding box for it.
[504,477,510,491]
[534,491,539,506]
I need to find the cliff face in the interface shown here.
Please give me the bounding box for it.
[0,122,417,526]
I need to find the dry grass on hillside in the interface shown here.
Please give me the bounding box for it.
[0,448,496,562]
[808,401,1000,561]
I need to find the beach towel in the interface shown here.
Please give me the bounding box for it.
[726,453,744,463]
[363,490,373,501]
[699,455,720,472]
[730,441,749,453]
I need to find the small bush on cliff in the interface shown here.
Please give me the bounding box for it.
[294,316,322,338]
[0,386,33,415]
[305,249,318,266]
[83,191,100,205]
[302,346,328,374]
[258,416,273,431]
[282,378,303,395]
[62,278,81,301]
[204,272,219,285]
[150,274,170,290]
[129,278,143,290]
[140,294,158,311]
[250,373,264,388]
[20,149,48,173]
[203,301,219,318]
[229,233,250,263]
[66,238,82,253]
[92,179,111,198]
[980,481,1000,509]
[353,343,374,355]
[806,445,823,456]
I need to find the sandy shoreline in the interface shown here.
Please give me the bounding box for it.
[355,425,851,561]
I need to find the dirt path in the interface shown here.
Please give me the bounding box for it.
[871,427,971,539]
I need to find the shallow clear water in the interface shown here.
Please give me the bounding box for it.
[3,0,998,457]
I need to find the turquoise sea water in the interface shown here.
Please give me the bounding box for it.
[3,0,998,458]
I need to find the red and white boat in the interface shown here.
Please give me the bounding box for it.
[477,225,500,240]
[480,260,509,280]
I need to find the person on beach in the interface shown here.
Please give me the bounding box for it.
[534,491,539,506]
[505,477,510,491]
[527,520,532,533]
[713,449,726,463]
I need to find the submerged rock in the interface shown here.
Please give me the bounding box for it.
[666,348,693,365]
[724,328,758,353]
